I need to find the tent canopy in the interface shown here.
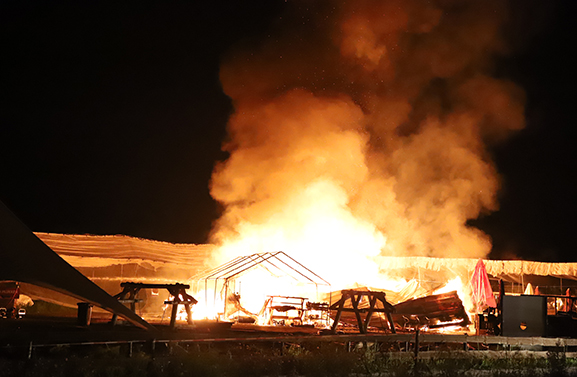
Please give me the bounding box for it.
[376,256,577,283]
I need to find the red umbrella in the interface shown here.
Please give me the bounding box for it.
[470,259,497,310]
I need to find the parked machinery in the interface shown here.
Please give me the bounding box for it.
[0,281,24,319]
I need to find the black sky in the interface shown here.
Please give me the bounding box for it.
[1,1,575,261]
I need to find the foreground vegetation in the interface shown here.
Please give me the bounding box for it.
[1,341,577,377]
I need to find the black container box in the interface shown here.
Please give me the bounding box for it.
[501,295,547,337]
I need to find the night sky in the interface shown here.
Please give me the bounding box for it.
[1,1,575,262]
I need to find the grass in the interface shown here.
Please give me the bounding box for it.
[1,341,577,377]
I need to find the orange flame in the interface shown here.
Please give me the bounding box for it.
[202,0,526,327]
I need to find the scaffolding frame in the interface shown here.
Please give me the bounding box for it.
[190,252,331,321]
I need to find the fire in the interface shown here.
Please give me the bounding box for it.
[374,276,409,294]
[215,178,386,289]
[188,288,222,320]
[433,277,464,296]
[193,0,526,329]
[433,276,476,323]
[432,323,470,334]
[160,295,191,323]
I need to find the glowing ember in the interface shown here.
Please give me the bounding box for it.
[432,323,470,334]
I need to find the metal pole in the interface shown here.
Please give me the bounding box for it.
[521,261,524,293]
[223,280,229,321]
[204,279,208,319]
[213,279,218,318]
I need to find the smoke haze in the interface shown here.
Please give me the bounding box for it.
[209,0,526,272]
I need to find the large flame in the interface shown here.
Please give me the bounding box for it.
[201,0,525,321]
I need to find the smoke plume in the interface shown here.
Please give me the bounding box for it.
[209,0,525,278]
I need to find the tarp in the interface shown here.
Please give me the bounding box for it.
[376,256,577,281]
[0,201,156,331]
[29,235,577,286]
[35,232,213,269]
[32,233,213,303]
[470,259,497,310]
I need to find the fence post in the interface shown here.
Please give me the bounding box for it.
[414,329,420,360]
[150,339,156,359]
